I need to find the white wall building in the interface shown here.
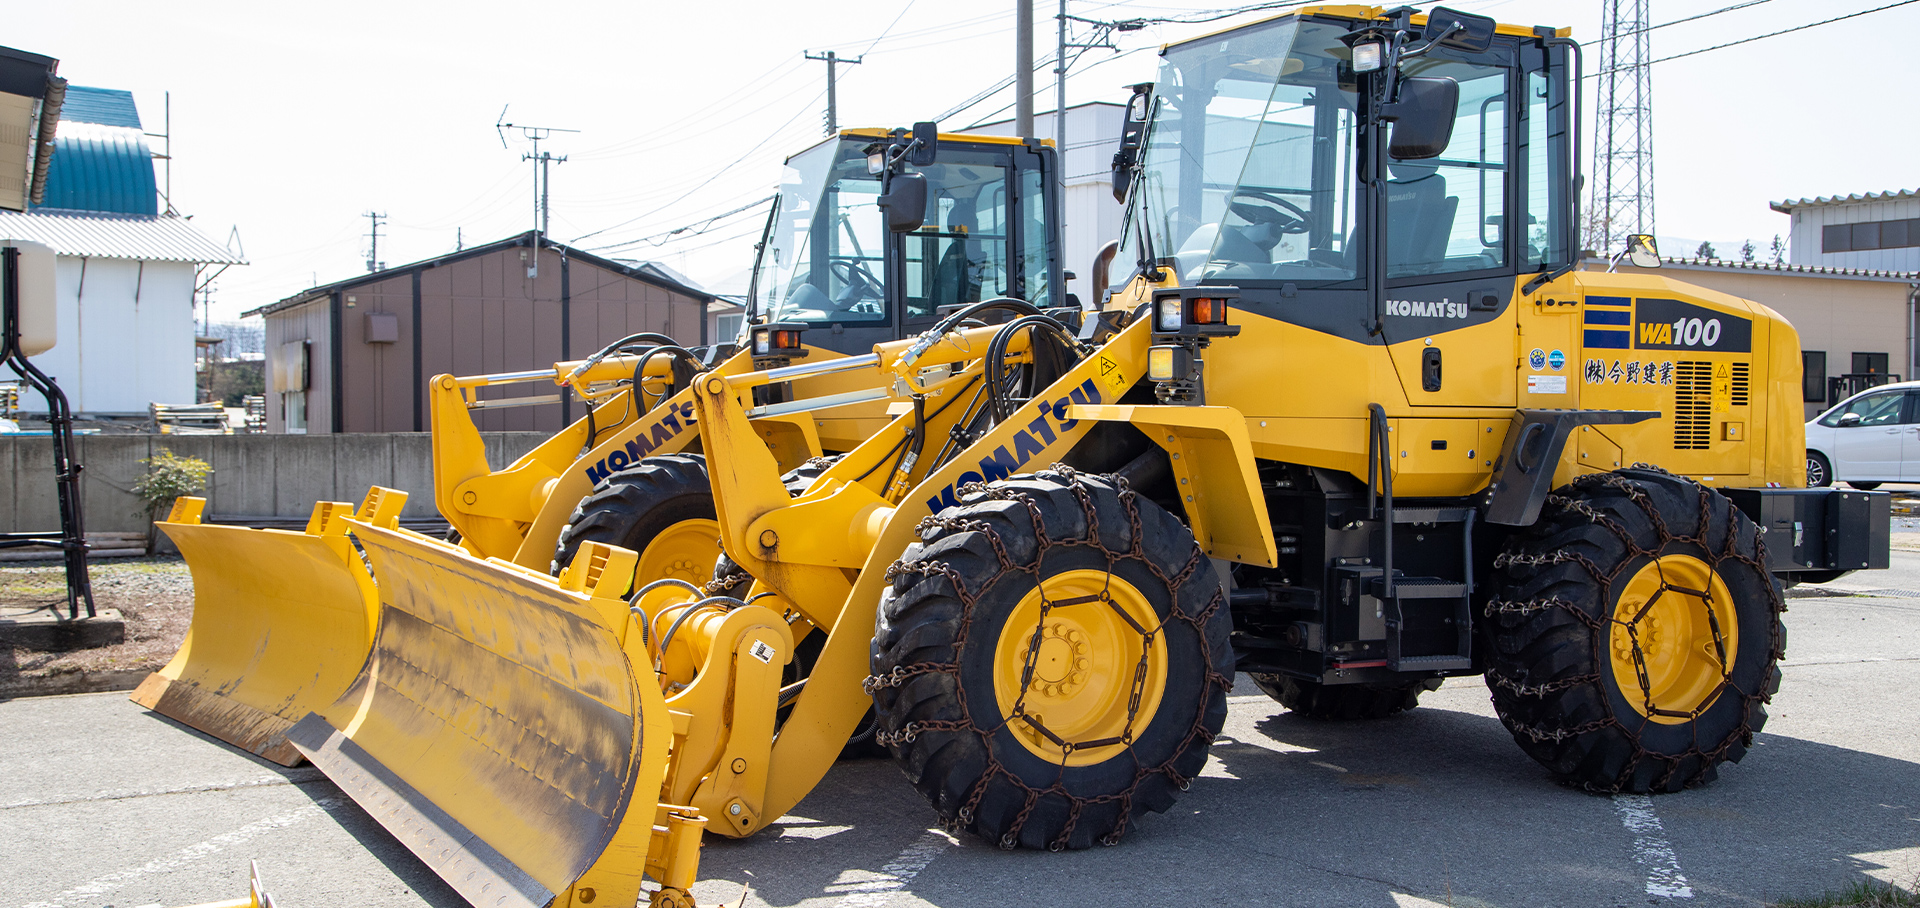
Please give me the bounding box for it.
[962,102,1128,306]
[0,86,242,416]
[1772,189,1920,273]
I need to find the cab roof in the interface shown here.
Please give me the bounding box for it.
[1166,4,1571,51]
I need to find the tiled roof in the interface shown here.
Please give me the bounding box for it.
[0,208,245,264]
[1769,190,1919,214]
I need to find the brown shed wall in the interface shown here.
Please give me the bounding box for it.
[289,241,704,434]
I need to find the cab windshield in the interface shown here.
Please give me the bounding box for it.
[755,138,889,324]
[753,135,1052,326]
[1132,18,1360,284]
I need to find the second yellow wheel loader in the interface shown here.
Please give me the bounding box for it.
[149,6,1892,908]
[132,127,1069,768]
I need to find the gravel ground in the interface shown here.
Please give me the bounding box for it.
[0,556,192,694]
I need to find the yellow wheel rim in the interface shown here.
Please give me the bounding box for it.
[637,518,723,590]
[992,569,1168,766]
[1608,554,1739,725]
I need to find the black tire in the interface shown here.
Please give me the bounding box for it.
[1847,481,1882,491]
[553,453,719,595]
[1248,674,1440,720]
[871,468,1233,850]
[1805,451,1831,488]
[1484,467,1785,793]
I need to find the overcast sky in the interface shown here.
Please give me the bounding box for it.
[12,0,1918,323]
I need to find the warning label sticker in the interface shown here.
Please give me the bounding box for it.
[1526,374,1568,394]
[749,640,776,664]
[1098,356,1126,396]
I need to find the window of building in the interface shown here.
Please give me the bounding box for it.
[1802,350,1825,402]
[715,312,744,344]
[1853,352,1890,376]
[284,391,307,434]
[1821,217,1920,253]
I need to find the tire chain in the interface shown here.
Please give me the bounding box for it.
[870,465,1232,850]
[1484,468,1788,792]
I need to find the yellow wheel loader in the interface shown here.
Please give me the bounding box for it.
[132,127,1070,768]
[163,6,1894,907]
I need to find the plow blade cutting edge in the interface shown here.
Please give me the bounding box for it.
[286,520,694,908]
[131,492,402,766]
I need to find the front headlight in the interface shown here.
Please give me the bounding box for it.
[1155,297,1184,332]
[753,328,772,355]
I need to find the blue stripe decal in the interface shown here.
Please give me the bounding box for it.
[1585,329,1631,349]
[1584,309,1632,325]
[1586,295,1631,307]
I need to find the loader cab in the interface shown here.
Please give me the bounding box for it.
[1118,8,1576,403]
[750,131,1062,355]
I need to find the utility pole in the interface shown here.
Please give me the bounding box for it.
[1054,0,1067,155]
[1594,0,1655,255]
[363,211,386,272]
[1016,0,1035,137]
[804,51,863,136]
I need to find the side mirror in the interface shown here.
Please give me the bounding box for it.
[1383,76,1458,160]
[1837,413,1863,428]
[1626,234,1660,268]
[878,172,928,233]
[909,121,938,167]
[2,239,58,356]
[1423,7,1496,52]
[1111,82,1152,203]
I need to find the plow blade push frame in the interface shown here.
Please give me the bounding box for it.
[288,521,693,908]
[130,492,404,766]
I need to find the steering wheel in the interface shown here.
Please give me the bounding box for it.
[1227,189,1311,235]
[828,258,884,309]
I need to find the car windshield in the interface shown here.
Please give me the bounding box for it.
[1128,17,1360,285]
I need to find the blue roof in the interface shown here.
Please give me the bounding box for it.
[35,86,157,216]
[58,87,143,129]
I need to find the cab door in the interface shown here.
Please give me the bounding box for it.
[1375,49,1519,409]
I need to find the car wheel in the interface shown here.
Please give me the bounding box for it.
[1848,481,1882,491]
[1806,451,1831,488]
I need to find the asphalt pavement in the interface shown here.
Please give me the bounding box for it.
[2,554,1916,908]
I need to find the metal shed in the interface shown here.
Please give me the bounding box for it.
[244,231,713,434]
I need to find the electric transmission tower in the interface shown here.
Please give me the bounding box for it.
[1592,0,1655,255]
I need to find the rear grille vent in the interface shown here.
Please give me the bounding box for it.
[1730,363,1750,407]
[1674,361,1712,450]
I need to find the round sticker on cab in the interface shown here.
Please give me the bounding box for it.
[1528,348,1547,370]
[1548,349,1566,371]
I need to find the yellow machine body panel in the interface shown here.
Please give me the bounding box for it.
[285,523,685,908]
[129,492,401,766]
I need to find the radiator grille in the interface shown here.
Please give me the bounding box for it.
[1674,361,1713,450]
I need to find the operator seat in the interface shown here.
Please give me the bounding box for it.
[929,197,981,311]
[1384,162,1457,272]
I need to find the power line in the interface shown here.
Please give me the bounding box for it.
[584,194,776,254]
[1588,0,1920,76]
[567,91,824,246]
[1581,0,1775,44]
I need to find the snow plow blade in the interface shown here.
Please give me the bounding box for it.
[130,491,403,766]
[286,520,694,908]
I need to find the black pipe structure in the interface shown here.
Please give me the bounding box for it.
[0,244,95,619]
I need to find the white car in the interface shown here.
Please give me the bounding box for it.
[1804,379,1920,489]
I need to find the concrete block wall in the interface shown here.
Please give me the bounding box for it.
[0,433,550,534]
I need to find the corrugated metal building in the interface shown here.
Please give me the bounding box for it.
[1772,190,1920,273]
[0,85,243,415]
[244,231,713,434]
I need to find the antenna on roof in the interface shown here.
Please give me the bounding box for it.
[495,107,579,276]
